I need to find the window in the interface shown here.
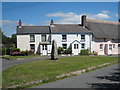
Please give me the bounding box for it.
[42,45,47,50]
[62,35,67,42]
[30,44,35,51]
[113,44,115,48]
[81,43,85,49]
[74,44,78,49]
[42,34,46,42]
[109,44,112,50]
[100,44,103,49]
[81,35,85,42]
[62,44,67,49]
[30,35,35,42]
[118,44,120,47]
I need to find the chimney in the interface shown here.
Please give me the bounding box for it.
[50,20,54,25]
[81,15,87,27]
[18,20,22,28]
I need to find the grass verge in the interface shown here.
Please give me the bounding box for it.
[2,56,119,88]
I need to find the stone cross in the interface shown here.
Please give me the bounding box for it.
[51,40,58,60]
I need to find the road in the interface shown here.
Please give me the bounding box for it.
[2,56,50,71]
[32,63,120,88]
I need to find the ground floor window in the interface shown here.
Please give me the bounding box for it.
[30,44,35,51]
[81,43,85,49]
[42,45,47,50]
[62,44,67,49]
[113,44,115,48]
[74,44,78,49]
[109,44,112,50]
[118,44,120,47]
[100,44,103,50]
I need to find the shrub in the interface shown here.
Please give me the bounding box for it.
[80,49,89,55]
[20,51,28,56]
[63,48,72,54]
[58,47,64,54]
[10,51,20,56]
[93,51,98,55]
[26,50,34,55]
[10,48,20,52]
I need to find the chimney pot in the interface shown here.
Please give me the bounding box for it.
[50,20,54,25]
[18,20,22,28]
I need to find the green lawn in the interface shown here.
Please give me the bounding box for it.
[2,56,118,88]
[2,55,41,59]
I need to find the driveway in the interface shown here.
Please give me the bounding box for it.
[32,63,120,88]
[2,56,50,71]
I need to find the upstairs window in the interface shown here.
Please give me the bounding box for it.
[42,34,46,42]
[30,35,35,42]
[62,35,67,42]
[81,43,85,49]
[62,44,67,49]
[81,35,85,42]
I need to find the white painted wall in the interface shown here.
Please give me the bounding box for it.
[51,33,92,55]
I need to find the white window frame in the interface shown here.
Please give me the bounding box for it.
[62,35,67,42]
[81,35,85,42]
[30,35,35,42]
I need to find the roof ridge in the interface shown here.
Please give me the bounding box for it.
[86,18,119,25]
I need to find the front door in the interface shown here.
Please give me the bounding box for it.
[73,44,79,55]
[104,44,108,55]
[42,45,47,55]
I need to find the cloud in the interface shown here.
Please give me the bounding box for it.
[92,13,110,19]
[46,11,111,24]
[1,20,34,37]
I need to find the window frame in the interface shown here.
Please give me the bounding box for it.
[81,43,85,49]
[62,35,67,42]
[30,44,35,51]
[62,44,67,49]
[100,44,103,50]
[81,35,85,42]
[30,35,35,42]
[41,34,47,42]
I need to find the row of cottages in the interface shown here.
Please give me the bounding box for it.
[16,15,120,55]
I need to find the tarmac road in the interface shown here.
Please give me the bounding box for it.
[32,63,120,88]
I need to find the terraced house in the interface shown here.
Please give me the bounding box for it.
[16,15,120,55]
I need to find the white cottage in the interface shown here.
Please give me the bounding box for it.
[16,15,120,55]
[16,16,92,55]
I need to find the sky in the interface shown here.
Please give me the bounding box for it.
[1,2,119,37]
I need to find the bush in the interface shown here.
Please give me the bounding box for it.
[80,49,89,55]
[58,47,64,54]
[63,48,72,54]
[10,48,20,52]
[10,51,20,56]
[20,51,28,56]
[25,50,34,55]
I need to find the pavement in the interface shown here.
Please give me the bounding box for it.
[31,63,120,88]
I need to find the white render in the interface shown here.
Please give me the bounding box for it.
[17,33,92,55]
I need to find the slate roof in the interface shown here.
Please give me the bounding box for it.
[86,19,119,39]
[17,26,50,34]
[50,24,91,34]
